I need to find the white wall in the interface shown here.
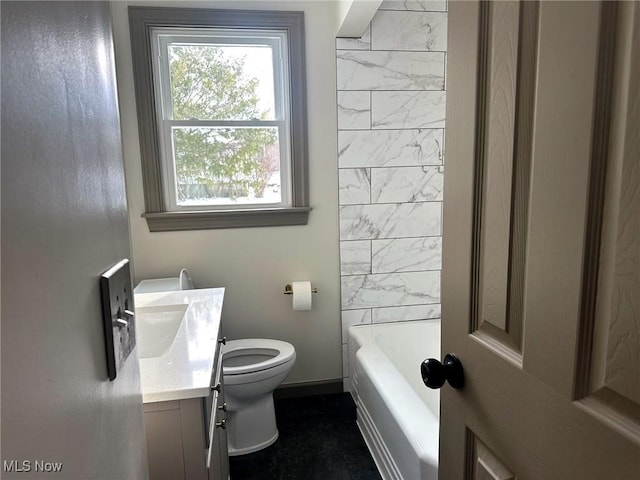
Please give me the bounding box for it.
[336,0,448,389]
[1,2,147,478]
[111,1,342,386]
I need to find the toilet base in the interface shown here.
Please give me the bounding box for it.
[228,430,279,456]
[226,393,280,456]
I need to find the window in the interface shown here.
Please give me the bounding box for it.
[129,8,309,231]
[154,29,291,210]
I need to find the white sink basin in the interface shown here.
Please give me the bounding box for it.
[133,288,225,403]
[136,304,188,359]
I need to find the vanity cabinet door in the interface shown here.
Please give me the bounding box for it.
[207,395,230,479]
[216,377,229,480]
[207,353,230,480]
[207,390,221,479]
[207,400,229,480]
[144,398,207,480]
[144,401,186,480]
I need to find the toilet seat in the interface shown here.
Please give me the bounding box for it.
[223,339,295,376]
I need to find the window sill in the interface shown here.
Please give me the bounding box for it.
[142,207,311,232]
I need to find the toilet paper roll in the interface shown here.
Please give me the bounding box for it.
[291,281,313,311]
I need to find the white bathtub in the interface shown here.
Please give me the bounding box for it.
[348,320,440,480]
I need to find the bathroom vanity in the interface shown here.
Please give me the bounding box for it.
[135,288,229,480]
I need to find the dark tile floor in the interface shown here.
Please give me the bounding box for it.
[229,393,382,480]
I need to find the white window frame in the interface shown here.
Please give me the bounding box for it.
[150,28,293,212]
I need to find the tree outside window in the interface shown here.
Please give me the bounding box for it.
[168,45,281,205]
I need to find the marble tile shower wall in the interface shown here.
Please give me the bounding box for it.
[336,0,447,389]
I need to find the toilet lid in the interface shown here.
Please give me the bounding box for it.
[222,339,295,375]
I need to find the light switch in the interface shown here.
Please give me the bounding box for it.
[100,259,136,381]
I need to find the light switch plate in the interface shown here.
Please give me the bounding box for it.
[100,259,136,381]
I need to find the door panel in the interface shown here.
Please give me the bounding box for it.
[478,0,520,335]
[441,1,640,478]
[471,433,515,480]
[521,0,603,398]
[584,0,640,436]
[473,0,538,359]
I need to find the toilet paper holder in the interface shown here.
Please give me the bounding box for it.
[283,283,318,295]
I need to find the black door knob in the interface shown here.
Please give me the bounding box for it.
[420,353,464,389]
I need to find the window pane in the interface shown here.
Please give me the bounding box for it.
[172,127,282,206]
[168,43,276,121]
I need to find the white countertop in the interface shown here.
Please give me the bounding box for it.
[134,288,225,403]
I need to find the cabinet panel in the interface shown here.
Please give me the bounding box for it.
[144,403,186,480]
[180,398,208,479]
[144,397,214,480]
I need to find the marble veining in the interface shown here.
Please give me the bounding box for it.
[371,166,444,203]
[340,202,441,240]
[379,0,447,12]
[339,168,371,205]
[371,91,446,129]
[372,304,441,323]
[340,240,372,275]
[336,1,447,382]
[342,271,440,309]
[371,11,447,51]
[337,51,445,91]
[372,236,442,273]
[338,91,371,130]
[339,129,443,168]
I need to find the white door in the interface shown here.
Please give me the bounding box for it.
[436,1,640,478]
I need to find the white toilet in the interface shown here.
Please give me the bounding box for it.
[222,338,296,456]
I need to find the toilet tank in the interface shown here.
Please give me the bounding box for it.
[134,268,193,293]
